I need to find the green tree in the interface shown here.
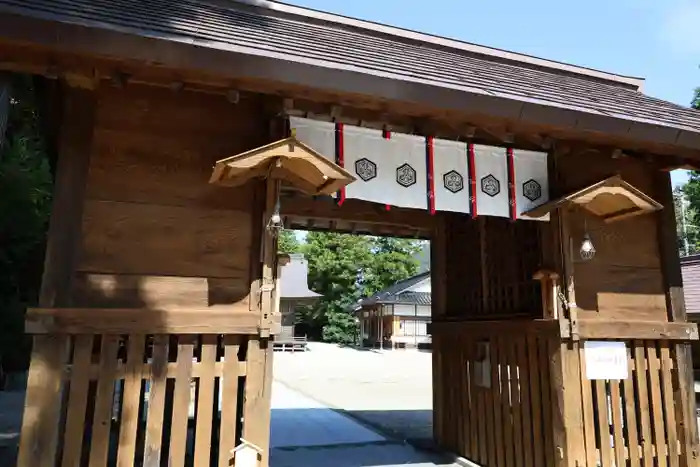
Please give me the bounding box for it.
[0,75,53,373]
[300,232,421,344]
[362,237,422,295]
[676,87,700,255]
[278,229,301,254]
[302,232,371,343]
[674,186,699,257]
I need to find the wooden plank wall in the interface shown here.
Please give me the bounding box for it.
[434,322,559,467]
[557,151,667,322]
[73,84,268,311]
[18,84,277,466]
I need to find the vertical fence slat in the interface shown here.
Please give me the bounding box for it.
[454,336,463,454]
[88,334,120,467]
[672,344,692,467]
[458,339,469,459]
[194,335,217,467]
[538,336,554,467]
[578,344,598,467]
[594,380,613,467]
[17,335,70,467]
[660,343,680,467]
[609,380,626,467]
[492,337,505,467]
[634,341,654,467]
[168,336,194,467]
[485,338,498,466]
[461,342,472,460]
[470,339,481,462]
[61,335,94,467]
[500,337,514,467]
[144,335,169,467]
[527,334,545,467]
[509,336,524,467]
[219,335,241,467]
[433,333,445,447]
[647,342,668,467]
[446,335,457,452]
[623,348,642,467]
[117,334,145,467]
[478,343,488,464]
[518,335,534,467]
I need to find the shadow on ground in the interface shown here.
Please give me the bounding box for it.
[270,407,452,467]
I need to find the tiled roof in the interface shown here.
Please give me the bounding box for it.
[681,254,700,315]
[2,0,700,141]
[357,271,431,308]
[279,253,321,299]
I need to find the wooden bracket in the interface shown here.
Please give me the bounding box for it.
[533,269,560,319]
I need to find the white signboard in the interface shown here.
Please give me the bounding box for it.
[584,341,628,380]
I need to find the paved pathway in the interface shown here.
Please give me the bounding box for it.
[273,343,434,441]
[270,381,456,467]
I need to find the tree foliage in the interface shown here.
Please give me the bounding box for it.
[0,75,52,372]
[676,86,700,256]
[296,232,421,344]
[278,229,301,254]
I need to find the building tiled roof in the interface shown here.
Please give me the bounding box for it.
[357,271,431,308]
[279,253,321,300]
[2,0,700,142]
[681,254,700,316]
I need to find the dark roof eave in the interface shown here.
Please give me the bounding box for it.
[1,12,699,154]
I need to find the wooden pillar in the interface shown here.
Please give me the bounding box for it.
[655,170,700,463]
[242,177,279,467]
[431,213,448,446]
[545,147,587,467]
[380,305,384,349]
[17,85,96,467]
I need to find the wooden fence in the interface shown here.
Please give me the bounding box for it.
[433,320,559,467]
[575,339,694,467]
[433,320,700,467]
[17,308,273,467]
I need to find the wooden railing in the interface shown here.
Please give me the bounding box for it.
[17,308,273,467]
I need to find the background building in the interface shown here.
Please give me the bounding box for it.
[355,271,432,349]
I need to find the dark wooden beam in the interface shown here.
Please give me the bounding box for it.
[18,84,97,467]
[654,170,700,458]
[280,195,436,233]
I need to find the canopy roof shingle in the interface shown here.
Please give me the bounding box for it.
[2,0,699,151]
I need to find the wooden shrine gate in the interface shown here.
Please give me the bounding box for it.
[13,84,700,467]
[3,2,700,466]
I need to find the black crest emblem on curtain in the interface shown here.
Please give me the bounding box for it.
[481,174,500,197]
[396,163,417,187]
[355,158,377,182]
[522,179,542,202]
[443,170,464,193]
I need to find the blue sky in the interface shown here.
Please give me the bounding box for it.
[286,0,700,186]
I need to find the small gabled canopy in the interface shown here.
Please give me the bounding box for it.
[522,175,662,223]
[209,136,355,195]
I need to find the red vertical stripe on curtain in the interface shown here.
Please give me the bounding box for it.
[426,136,436,215]
[507,147,517,220]
[383,128,392,211]
[336,122,346,206]
[468,143,478,217]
